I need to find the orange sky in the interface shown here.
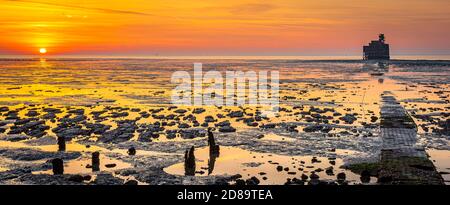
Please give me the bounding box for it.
[0,0,449,56]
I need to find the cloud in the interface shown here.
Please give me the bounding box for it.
[228,3,277,14]
[6,0,154,16]
[202,3,277,15]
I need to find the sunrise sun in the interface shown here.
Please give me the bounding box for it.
[39,48,47,54]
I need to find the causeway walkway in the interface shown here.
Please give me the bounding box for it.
[378,91,444,184]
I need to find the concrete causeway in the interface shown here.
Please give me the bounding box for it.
[378,91,444,185]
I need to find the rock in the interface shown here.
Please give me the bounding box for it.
[166,130,177,139]
[124,180,138,185]
[127,147,136,156]
[284,179,292,185]
[228,111,244,118]
[247,122,258,127]
[43,108,62,114]
[292,178,304,185]
[192,108,205,114]
[42,112,56,119]
[215,120,230,127]
[337,172,346,181]
[54,126,89,139]
[0,107,9,112]
[174,109,187,114]
[0,148,80,161]
[93,173,124,185]
[321,126,332,133]
[83,175,92,181]
[68,109,84,115]
[301,174,308,181]
[303,125,323,132]
[286,125,298,132]
[245,176,260,185]
[110,112,129,118]
[25,110,39,117]
[235,179,246,186]
[138,131,158,142]
[139,111,150,118]
[370,116,379,122]
[130,108,141,112]
[85,123,111,135]
[105,163,116,168]
[178,123,190,129]
[219,126,236,133]
[204,116,216,123]
[179,128,205,139]
[1,134,30,142]
[325,167,334,176]
[309,172,320,180]
[68,174,84,183]
[9,120,48,137]
[311,157,320,163]
[339,114,357,124]
[260,123,276,129]
[276,166,283,172]
[100,120,137,143]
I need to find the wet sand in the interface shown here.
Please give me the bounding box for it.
[0,59,449,185]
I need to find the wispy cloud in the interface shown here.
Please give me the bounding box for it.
[228,3,277,14]
[6,0,154,16]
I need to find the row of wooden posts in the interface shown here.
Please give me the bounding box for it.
[52,129,220,176]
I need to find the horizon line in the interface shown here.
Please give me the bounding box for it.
[1,54,450,61]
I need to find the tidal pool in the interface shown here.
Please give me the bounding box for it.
[164,146,372,185]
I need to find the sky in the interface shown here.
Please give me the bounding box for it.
[0,0,449,56]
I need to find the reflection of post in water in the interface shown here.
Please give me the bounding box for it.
[52,158,64,175]
[208,128,220,155]
[57,136,66,152]
[184,146,196,176]
[207,128,220,175]
[92,151,100,172]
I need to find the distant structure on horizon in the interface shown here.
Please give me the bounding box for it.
[363,34,390,60]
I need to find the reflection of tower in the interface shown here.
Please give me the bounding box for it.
[184,146,196,176]
[57,136,66,151]
[377,62,388,70]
